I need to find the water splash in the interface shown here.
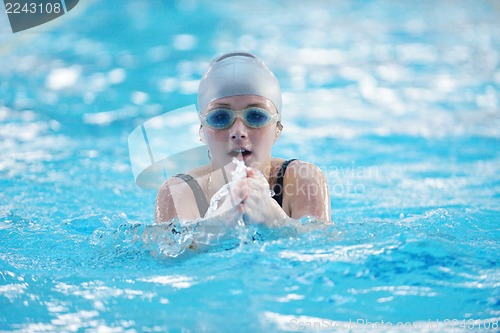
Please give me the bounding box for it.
[90,214,338,260]
[205,158,248,218]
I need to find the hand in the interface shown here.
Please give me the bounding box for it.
[204,177,247,220]
[239,169,289,227]
[204,168,289,227]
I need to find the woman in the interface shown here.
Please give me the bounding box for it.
[155,52,331,227]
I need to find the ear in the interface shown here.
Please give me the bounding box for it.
[274,121,283,142]
[199,125,206,143]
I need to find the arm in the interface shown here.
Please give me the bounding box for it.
[155,176,246,253]
[281,161,331,222]
[155,177,201,223]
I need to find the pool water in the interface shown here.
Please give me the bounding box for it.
[1,0,499,332]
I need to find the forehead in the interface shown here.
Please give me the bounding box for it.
[206,95,275,111]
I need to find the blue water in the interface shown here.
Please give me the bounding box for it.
[1,0,499,332]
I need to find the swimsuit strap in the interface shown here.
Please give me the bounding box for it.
[174,174,209,218]
[272,159,298,207]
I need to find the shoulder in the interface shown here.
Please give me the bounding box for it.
[284,160,327,182]
[156,176,185,210]
[158,164,210,192]
[281,160,331,221]
[160,175,184,188]
[185,164,211,179]
[156,173,203,222]
[157,174,187,197]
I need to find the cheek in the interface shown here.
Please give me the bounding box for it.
[252,129,276,151]
[204,130,229,157]
[204,129,225,144]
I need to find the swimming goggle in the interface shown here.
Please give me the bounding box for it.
[200,107,279,130]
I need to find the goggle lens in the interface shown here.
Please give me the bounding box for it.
[203,108,277,129]
[205,110,232,129]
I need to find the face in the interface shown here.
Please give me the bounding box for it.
[200,95,280,171]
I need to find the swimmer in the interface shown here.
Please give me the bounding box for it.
[155,52,331,228]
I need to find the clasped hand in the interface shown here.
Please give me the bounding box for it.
[204,168,288,227]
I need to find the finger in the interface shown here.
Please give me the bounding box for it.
[246,168,255,177]
[247,178,270,193]
[246,168,267,181]
[230,179,249,202]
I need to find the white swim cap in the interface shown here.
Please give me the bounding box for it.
[197,52,282,115]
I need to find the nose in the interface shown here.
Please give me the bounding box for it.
[229,117,248,140]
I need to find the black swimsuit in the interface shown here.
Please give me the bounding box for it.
[174,159,297,217]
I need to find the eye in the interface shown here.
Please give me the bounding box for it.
[245,109,270,126]
[206,109,231,128]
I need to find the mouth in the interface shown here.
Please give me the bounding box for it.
[230,148,252,159]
